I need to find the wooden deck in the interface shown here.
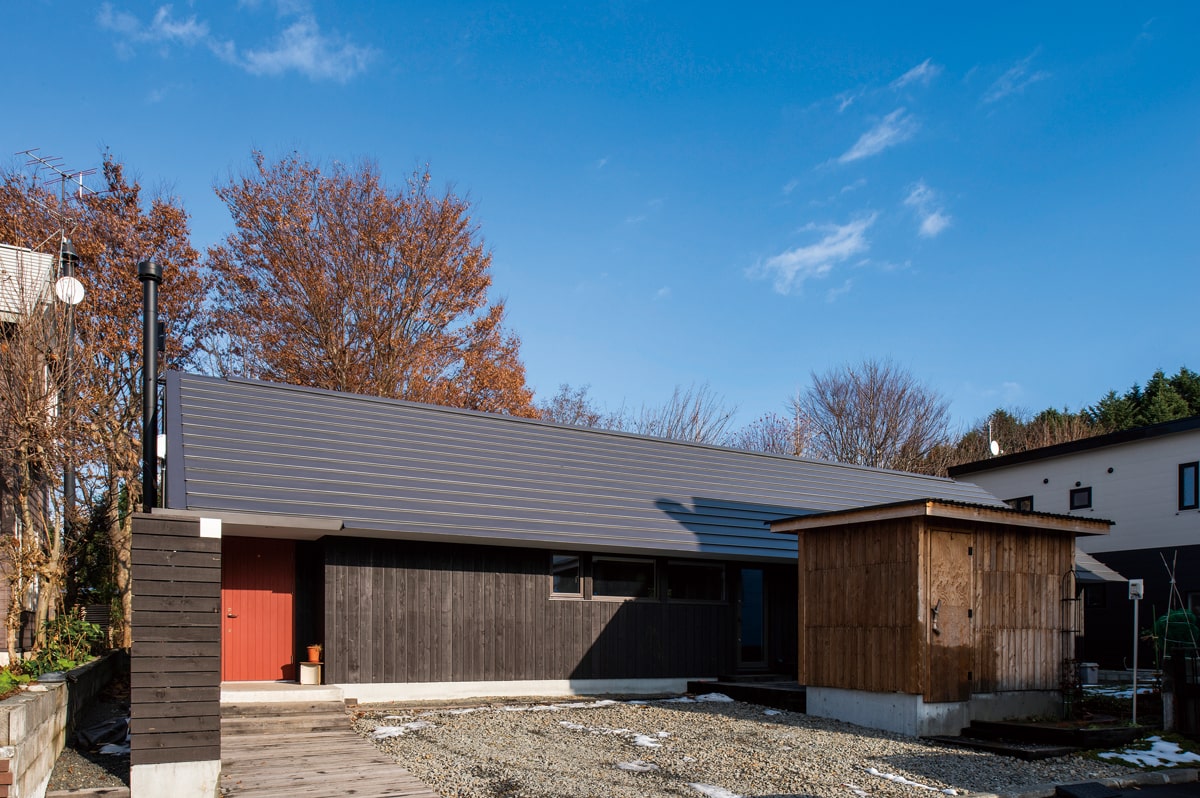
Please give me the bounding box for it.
[221,701,439,797]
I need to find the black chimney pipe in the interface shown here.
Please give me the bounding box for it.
[137,260,162,513]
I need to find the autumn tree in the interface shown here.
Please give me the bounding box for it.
[0,156,208,646]
[0,241,72,652]
[207,152,536,416]
[795,358,951,473]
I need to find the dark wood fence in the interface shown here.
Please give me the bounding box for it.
[130,514,222,766]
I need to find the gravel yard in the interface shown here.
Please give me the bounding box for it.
[352,695,1141,798]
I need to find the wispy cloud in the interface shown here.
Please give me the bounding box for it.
[97,3,209,51]
[232,16,376,81]
[751,214,877,295]
[838,109,918,164]
[903,180,951,238]
[825,279,854,303]
[983,51,1050,104]
[97,3,375,82]
[654,286,671,300]
[891,58,942,89]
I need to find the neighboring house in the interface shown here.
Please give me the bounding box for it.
[948,416,1200,669]
[0,243,58,664]
[155,371,1007,701]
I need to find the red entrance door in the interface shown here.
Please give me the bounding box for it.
[221,537,296,681]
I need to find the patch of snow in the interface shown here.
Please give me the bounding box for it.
[627,699,649,705]
[1084,685,1157,699]
[689,783,741,798]
[632,734,663,748]
[682,755,697,763]
[1098,736,1200,767]
[695,693,734,703]
[371,721,436,740]
[617,760,660,772]
[663,696,696,703]
[763,709,782,716]
[843,783,870,797]
[559,721,587,731]
[866,767,955,794]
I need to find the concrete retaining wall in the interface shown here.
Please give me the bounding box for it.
[0,651,122,798]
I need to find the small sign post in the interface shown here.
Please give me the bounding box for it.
[1129,578,1144,725]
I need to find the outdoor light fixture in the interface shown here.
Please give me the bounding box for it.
[55,239,85,306]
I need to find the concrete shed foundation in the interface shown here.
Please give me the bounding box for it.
[806,686,1061,737]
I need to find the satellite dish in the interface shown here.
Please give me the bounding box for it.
[55,275,85,306]
[989,440,1001,457]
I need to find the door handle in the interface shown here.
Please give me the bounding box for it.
[227,610,238,618]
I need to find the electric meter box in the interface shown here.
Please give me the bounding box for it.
[1128,579,1144,600]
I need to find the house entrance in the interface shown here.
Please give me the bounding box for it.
[221,537,296,681]
[736,567,767,669]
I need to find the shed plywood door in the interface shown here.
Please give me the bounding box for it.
[222,537,296,682]
[926,530,972,702]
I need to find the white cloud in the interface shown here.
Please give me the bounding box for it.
[825,279,854,303]
[781,178,799,195]
[655,287,671,300]
[235,16,375,81]
[97,3,209,46]
[903,181,952,238]
[97,3,375,82]
[752,214,877,295]
[983,51,1049,104]
[891,58,942,89]
[838,109,917,164]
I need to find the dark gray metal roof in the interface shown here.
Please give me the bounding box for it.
[165,372,1006,561]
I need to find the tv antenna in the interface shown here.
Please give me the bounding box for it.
[15,149,102,251]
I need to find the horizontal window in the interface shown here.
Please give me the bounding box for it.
[551,554,581,596]
[667,562,725,602]
[1070,486,1092,510]
[593,557,655,599]
[1181,462,1199,511]
[1005,496,1034,512]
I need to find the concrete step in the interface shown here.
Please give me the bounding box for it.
[686,680,806,713]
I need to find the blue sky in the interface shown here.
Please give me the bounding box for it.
[4,2,1198,433]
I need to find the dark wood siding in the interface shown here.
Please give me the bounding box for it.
[321,538,748,684]
[131,514,221,766]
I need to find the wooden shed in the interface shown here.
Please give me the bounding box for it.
[771,499,1111,736]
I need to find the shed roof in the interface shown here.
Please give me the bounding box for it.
[768,497,1112,536]
[165,372,1007,561]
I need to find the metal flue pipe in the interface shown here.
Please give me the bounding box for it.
[137,260,162,513]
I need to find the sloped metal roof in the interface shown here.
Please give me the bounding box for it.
[164,372,1006,561]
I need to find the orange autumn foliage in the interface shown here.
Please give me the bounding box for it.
[207,152,536,417]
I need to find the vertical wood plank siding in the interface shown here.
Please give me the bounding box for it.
[800,520,920,694]
[798,516,1073,700]
[321,538,786,684]
[130,514,221,766]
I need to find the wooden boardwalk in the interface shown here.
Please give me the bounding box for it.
[221,701,440,798]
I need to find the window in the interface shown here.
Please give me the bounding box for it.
[667,562,725,601]
[593,557,656,599]
[1181,462,1199,511]
[1082,584,1107,608]
[1070,487,1092,510]
[551,554,582,596]
[1005,496,1034,512]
